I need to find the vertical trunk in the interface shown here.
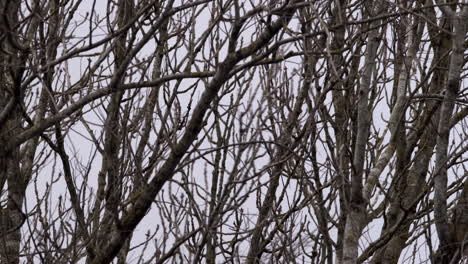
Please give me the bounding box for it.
[370,3,450,262]
[0,133,23,264]
[93,0,134,261]
[433,6,468,263]
[0,1,42,263]
[205,136,222,264]
[327,1,352,261]
[451,176,468,258]
[342,10,381,264]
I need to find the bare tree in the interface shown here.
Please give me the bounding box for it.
[0,0,467,263]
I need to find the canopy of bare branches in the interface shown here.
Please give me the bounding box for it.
[0,0,467,263]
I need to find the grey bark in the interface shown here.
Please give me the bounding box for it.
[342,9,382,264]
[433,4,468,263]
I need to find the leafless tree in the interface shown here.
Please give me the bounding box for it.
[0,0,467,263]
